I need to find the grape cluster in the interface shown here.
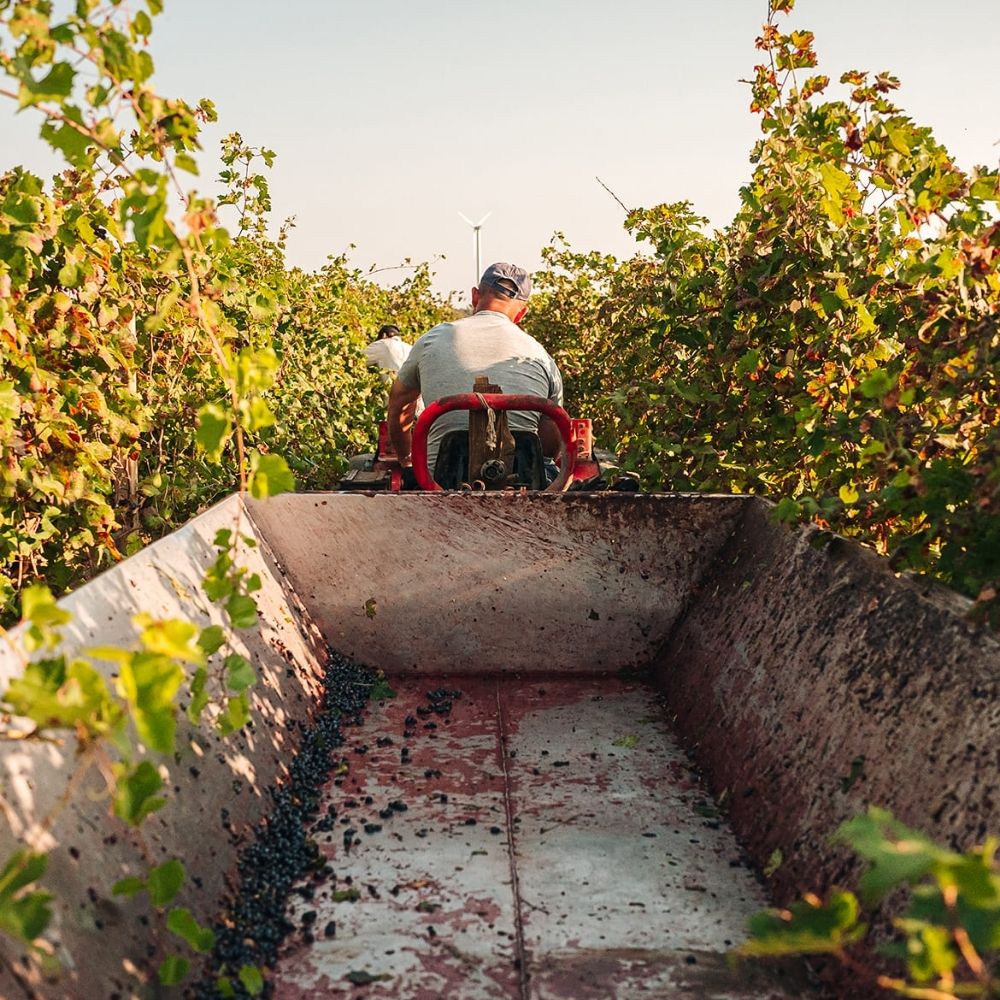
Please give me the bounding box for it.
[190,650,374,999]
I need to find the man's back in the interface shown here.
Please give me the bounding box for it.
[397,310,562,475]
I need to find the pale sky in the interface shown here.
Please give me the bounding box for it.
[3,1,999,300]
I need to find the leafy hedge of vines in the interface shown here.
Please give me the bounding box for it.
[526,0,999,624]
[0,134,452,624]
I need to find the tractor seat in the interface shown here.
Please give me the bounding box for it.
[434,430,546,490]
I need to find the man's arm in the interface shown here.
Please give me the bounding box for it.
[387,377,422,467]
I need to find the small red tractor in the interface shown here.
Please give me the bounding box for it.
[339,380,629,492]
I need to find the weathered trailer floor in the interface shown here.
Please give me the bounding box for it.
[272,675,802,999]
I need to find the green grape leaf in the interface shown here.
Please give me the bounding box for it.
[19,585,71,651]
[187,667,210,725]
[197,625,226,656]
[196,404,232,462]
[148,859,185,907]
[0,851,47,901]
[835,809,947,904]
[860,370,893,399]
[0,849,53,943]
[238,964,265,995]
[224,654,256,693]
[248,452,295,499]
[740,891,864,957]
[4,657,119,735]
[137,617,203,664]
[158,955,190,986]
[18,63,77,108]
[898,922,958,985]
[118,653,183,753]
[225,594,258,630]
[112,876,146,898]
[0,890,54,943]
[166,907,215,953]
[217,694,250,736]
[113,761,166,826]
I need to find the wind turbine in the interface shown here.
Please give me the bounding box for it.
[457,210,492,286]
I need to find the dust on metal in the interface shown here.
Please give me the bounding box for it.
[246,492,747,676]
[272,674,793,999]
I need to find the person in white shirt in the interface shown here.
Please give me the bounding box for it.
[388,263,563,486]
[364,324,411,384]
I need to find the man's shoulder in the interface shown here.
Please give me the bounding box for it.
[499,322,557,363]
[416,312,556,364]
[515,326,552,354]
[413,320,457,346]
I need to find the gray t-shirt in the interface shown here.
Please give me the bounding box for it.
[397,309,563,477]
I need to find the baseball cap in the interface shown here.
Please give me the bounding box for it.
[480,262,532,301]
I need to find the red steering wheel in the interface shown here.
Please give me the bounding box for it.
[410,393,576,492]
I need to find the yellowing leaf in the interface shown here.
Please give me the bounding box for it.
[137,618,203,664]
[839,484,860,505]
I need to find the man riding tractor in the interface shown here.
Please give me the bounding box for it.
[338,262,627,492]
[388,262,563,490]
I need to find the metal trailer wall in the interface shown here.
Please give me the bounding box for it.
[0,490,998,997]
[252,492,1000,928]
[656,497,1000,907]
[244,492,748,675]
[0,496,329,1000]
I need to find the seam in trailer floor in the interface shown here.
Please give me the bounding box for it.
[271,674,808,999]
